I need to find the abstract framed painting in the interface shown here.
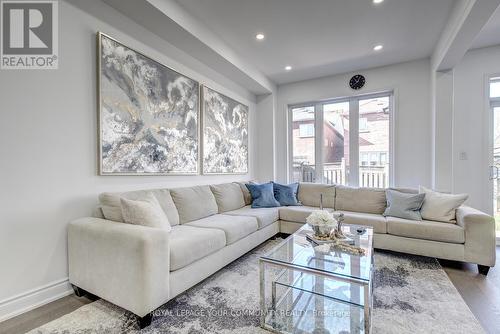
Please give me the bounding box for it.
[97,32,200,175]
[202,86,249,174]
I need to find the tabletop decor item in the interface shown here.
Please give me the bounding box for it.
[331,212,346,238]
[306,210,338,238]
[330,240,366,256]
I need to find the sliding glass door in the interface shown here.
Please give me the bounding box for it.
[358,96,390,188]
[322,102,350,185]
[489,77,500,238]
[291,106,316,182]
[290,92,392,187]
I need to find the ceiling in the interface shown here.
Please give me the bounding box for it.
[471,5,500,50]
[174,0,456,85]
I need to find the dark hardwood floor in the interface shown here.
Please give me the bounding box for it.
[1,249,499,334]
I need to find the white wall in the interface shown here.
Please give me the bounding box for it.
[0,0,257,319]
[432,70,455,192]
[255,93,277,182]
[451,45,500,213]
[275,59,432,188]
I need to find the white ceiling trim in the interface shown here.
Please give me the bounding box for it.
[145,0,275,94]
[103,0,275,95]
[432,0,500,71]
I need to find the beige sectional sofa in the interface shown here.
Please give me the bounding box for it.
[68,182,496,328]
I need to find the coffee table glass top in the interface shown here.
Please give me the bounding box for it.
[261,224,374,282]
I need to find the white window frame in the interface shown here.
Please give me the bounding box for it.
[288,91,395,186]
[487,75,500,244]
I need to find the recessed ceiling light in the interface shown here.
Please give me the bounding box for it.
[255,33,265,40]
[373,45,383,51]
[373,0,384,4]
[285,65,292,71]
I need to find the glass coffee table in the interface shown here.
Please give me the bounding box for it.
[259,224,374,334]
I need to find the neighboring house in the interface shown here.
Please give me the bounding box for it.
[359,108,390,167]
[292,108,345,167]
[292,98,389,170]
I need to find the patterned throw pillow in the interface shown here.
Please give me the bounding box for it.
[245,182,281,208]
[272,182,301,206]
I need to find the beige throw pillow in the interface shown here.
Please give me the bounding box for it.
[120,194,171,230]
[419,186,468,223]
[210,183,246,213]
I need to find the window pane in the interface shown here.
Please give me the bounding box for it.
[359,97,390,188]
[323,102,349,185]
[494,107,500,236]
[299,123,314,137]
[491,80,500,98]
[292,106,316,182]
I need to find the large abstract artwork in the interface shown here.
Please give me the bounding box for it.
[202,86,248,174]
[98,33,199,175]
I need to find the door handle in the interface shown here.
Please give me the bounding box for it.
[490,165,499,180]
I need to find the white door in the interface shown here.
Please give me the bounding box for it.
[491,106,500,238]
[489,77,500,239]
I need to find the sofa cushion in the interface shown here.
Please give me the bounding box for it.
[185,214,259,244]
[99,189,180,226]
[210,183,246,213]
[246,182,281,208]
[169,225,226,271]
[419,186,468,223]
[389,187,418,194]
[297,183,335,208]
[273,182,300,206]
[338,211,387,233]
[279,206,333,223]
[383,189,425,221]
[224,205,279,229]
[335,186,386,214]
[120,194,171,230]
[170,186,219,224]
[235,182,253,205]
[387,217,465,244]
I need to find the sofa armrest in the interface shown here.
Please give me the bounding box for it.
[68,217,170,317]
[456,206,496,267]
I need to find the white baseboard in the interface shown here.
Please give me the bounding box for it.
[0,278,73,323]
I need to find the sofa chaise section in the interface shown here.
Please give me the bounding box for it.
[68,217,170,319]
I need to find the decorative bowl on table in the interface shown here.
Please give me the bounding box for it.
[306,210,338,238]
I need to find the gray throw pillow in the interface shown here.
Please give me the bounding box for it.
[383,189,425,221]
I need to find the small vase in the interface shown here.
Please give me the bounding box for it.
[312,224,333,238]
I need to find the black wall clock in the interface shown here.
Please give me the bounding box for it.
[349,74,365,90]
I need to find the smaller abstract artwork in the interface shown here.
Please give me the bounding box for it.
[202,86,249,174]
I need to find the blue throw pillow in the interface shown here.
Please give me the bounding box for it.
[273,182,300,206]
[383,189,426,221]
[245,182,280,208]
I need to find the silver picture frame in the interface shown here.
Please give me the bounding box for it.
[201,85,249,175]
[97,32,201,175]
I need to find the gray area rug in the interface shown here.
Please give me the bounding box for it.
[29,240,484,334]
